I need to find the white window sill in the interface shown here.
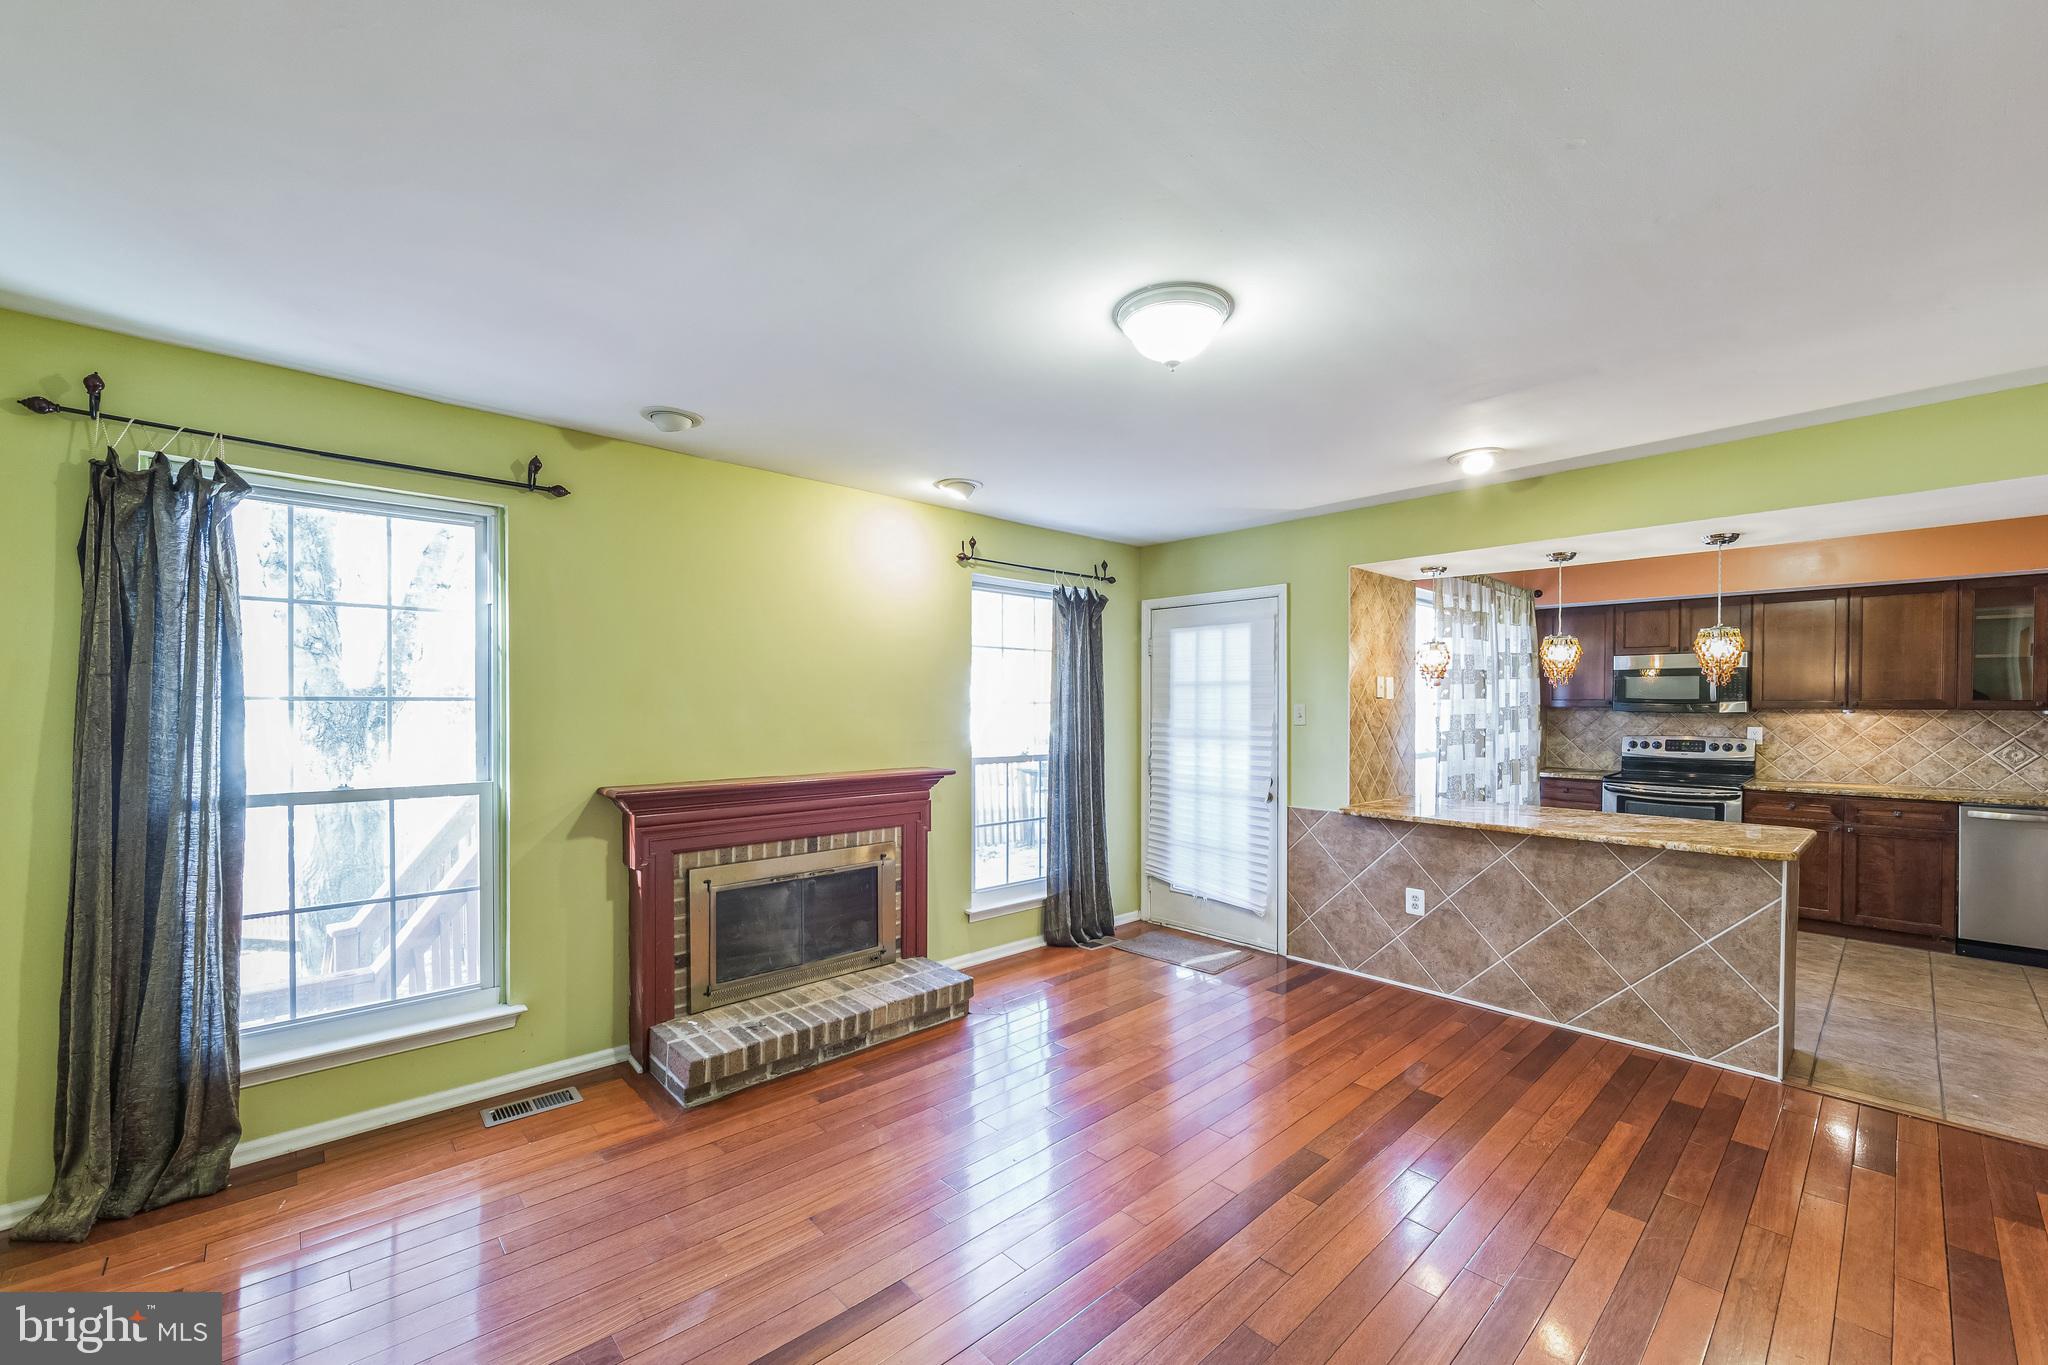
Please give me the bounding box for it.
[241,999,526,1086]
[967,882,1047,922]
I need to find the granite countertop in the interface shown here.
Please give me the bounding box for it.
[1743,779,2048,810]
[1538,767,1610,781]
[1344,796,1816,862]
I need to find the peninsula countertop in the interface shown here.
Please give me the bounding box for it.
[1342,795,1816,861]
[1743,778,2048,810]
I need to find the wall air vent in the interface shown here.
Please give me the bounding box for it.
[480,1086,583,1128]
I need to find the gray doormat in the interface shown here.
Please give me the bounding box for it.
[1112,929,1253,975]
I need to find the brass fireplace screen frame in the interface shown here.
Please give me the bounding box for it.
[685,842,902,1013]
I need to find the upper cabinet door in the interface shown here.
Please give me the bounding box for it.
[1681,595,1751,645]
[1614,601,1682,655]
[1541,604,1613,708]
[1956,577,2047,709]
[1752,591,1849,708]
[1848,584,1958,709]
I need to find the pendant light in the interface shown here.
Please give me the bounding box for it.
[1693,532,1746,688]
[1417,565,1452,686]
[1538,552,1582,686]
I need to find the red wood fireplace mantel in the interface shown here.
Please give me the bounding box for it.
[600,768,952,1068]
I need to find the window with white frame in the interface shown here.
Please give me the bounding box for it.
[970,578,1052,905]
[232,481,502,1052]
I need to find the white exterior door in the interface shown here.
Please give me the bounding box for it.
[1142,588,1286,950]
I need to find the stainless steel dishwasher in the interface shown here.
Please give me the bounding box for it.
[1958,805,2048,955]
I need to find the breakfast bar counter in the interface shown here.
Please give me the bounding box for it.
[1285,798,1811,1078]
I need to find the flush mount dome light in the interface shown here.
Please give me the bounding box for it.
[641,406,703,433]
[934,478,982,501]
[1112,282,1233,370]
[1450,447,1501,477]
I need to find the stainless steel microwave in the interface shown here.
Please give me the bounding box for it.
[1610,652,1749,713]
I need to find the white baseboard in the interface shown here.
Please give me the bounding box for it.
[942,911,1142,971]
[0,1044,633,1233]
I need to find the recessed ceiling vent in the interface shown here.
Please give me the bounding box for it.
[480,1086,583,1128]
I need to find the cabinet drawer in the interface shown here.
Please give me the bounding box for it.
[1540,778,1603,810]
[1743,791,1843,825]
[1842,797,1957,832]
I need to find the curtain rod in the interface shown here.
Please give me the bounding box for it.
[956,537,1115,584]
[16,372,571,498]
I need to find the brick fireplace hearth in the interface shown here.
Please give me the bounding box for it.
[601,769,970,1104]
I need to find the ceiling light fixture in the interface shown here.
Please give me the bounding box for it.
[1112,282,1233,370]
[934,478,982,501]
[641,406,703,433]
[1450,448,1501,477]
[1693,532,1746,689]
[1418,565,1453,687]
[1539,552,1582,687]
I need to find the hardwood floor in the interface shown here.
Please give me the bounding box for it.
[6,937,2047,1363]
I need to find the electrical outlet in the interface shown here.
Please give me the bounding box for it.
[1746,725,1764,743]
[1404,887,1426,917]
[1292,702,1307,726]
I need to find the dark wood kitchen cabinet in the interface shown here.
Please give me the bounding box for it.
[1614,601,1683,655]
[1538,776,1604,810]
[1540,605,1613,708]
[1751,591,1849,708]
[1612,597,1751,656]
[1848,583,1957,708]
[1742,790,1842,923]
[1957,576,2047,709]
[1841,795,1957,937]
[1682,595,1750,644]
[1745,792,1954,936]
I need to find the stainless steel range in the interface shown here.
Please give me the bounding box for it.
[1601,734,1756,822]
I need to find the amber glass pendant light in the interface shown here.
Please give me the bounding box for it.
[1417,565,1452,686]
[1693,532,1746,687]
[1538,551,1582,686]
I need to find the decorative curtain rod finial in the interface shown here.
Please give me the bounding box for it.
[19,396,60,415]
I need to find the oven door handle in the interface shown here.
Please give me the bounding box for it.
[1604,781,1744,800]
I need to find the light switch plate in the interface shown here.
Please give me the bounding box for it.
[1404,887,1426,916]
[1292,702,1307,726]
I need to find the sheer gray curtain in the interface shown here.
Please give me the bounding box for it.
[1044,585,1115,947]
[17,453,249,1242]
[1430,575,1539,805]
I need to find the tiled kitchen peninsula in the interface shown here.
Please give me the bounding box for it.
[1285,798,1812,1078]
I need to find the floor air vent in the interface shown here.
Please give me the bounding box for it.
[480,1086,582,1128]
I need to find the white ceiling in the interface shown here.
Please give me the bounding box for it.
[4,3,2047,544]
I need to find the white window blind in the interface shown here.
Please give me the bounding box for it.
[1144,599,1279,911]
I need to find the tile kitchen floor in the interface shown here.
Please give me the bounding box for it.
[1793,930,2048,1146]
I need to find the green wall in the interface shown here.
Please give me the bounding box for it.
[0,307,1141,1207]
[1138,383,2048,809]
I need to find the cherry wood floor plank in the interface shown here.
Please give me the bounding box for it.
[1448,1245,1570,1365]
[1764,1190,1848,1364]
[1834,1165,1895,1341]
[1702,1223,1793,1365]
[1514,1206,1646,1365]
[1946,1244,2020,1365]
[1638,1272,1721,1365]
[2,943,2036,1365]
[1578,1193,1703,1365]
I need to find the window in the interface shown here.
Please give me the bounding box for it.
[232,480,504,1066]
[969,579,1052,908]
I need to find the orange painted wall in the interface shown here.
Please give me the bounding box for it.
[1492,515,2048,607]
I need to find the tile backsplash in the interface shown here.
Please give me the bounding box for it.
[1543,708,2048,793]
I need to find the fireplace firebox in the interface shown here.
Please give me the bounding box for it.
[686,842,901,1012]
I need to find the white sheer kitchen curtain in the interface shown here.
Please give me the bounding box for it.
[1428,575,1539,804]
